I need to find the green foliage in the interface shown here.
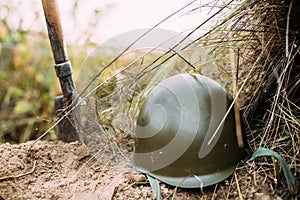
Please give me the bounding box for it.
[0,22,58,143]
[146,175,163,200]
[0,0,104,143]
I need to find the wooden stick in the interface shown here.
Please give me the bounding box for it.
[230,46,244,148]
[41,0,68,63]
[234,102,244,148]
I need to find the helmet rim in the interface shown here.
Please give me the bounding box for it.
[133,162,237,188]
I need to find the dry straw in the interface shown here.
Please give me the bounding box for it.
[74,0,299,197]
[202,0,299,197]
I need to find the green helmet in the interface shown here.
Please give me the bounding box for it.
[132,73,245,188]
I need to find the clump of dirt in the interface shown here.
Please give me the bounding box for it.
[0,140,286,199]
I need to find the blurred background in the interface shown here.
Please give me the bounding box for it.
[0,0,215,143]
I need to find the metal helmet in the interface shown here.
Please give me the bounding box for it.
[132,73,245,188]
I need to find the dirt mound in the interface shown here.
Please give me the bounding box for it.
[0,140,283,200]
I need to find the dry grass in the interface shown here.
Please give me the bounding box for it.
[129,0,299,197]
[60,0,300,198]
[199,0,300,198]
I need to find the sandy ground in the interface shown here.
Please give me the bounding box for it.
[0,140,289,200]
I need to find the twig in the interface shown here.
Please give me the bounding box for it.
[230,40,244,148]
[0,160,37,181]
[285,0,293,59]
[234,171,244,200]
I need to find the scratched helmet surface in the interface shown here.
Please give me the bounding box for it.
[132,73,245,188]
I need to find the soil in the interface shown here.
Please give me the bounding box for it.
[0,140,291,200]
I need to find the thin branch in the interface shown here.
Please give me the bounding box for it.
[0,160,37,181]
